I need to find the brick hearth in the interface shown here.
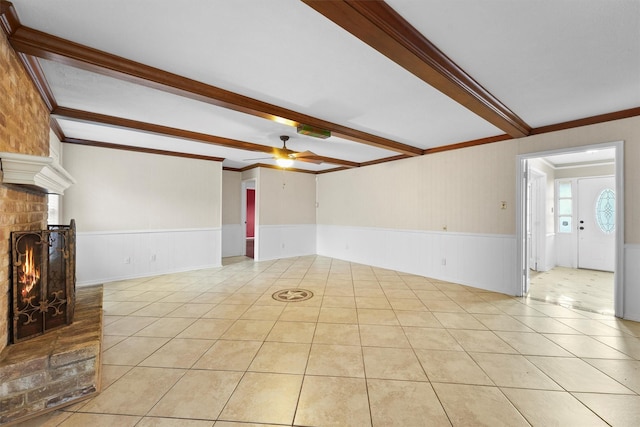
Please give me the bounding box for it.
[0,285,103,425]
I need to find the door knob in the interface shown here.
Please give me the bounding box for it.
[579,226,585,230]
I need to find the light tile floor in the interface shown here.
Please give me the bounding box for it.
[21,256,640,426]
[529,267,614,315]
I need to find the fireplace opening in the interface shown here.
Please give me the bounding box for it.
[10,219,76,343]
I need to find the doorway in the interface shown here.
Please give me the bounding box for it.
[517,142,623,317]
[246,188,255,258]
[242,179,256,259]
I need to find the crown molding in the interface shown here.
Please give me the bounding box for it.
[62,138,225,162]
[531,107,640,135]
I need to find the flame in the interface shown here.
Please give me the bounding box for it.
[20,246,40,298]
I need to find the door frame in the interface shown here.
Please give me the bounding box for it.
[516,141,624,317]
[241,178,257,259]
[528,168,546,273]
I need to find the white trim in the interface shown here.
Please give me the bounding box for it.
[623,244,640,322]
[0,151,76,194]
[77,227,220,236]
[242,178,258,258]
[516,140,625,317]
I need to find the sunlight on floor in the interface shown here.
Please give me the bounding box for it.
[529,267,614,315]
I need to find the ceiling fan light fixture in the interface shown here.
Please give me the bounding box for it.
[296,124,331,139]
[276,158,294,168]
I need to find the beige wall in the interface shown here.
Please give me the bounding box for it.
[318,140,516,235]
[62,145,222,232]
[222,170,241,225]
[318,115,640,243]
[258,168,316,225]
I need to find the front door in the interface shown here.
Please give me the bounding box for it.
[577,176,615,271]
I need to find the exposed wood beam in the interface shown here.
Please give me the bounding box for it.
[50,117,65,141]
[0,1,19,36]
[9,25,422,156]
[19,53,57,111]
[423,134,512,155]
[53,107,360,168]
[63,137,224,162]
[360,154,410,167]
[238,163,319,175]
[53,106,278,153]
[302,0,531,138]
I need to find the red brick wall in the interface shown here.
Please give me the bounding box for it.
[0,29,50,352]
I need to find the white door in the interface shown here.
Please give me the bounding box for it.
[578,176,615,271]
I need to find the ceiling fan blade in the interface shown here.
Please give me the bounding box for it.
[293,151,323,164]
[243,157,274,161]
[296,157,323,165]
[293,150,318,158]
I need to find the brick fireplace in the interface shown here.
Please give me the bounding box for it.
[1,19,102,425]
[0,10,50,356]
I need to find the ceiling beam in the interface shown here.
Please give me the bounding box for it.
[63,137,225,162]
[52,107,360,168]
[19,53,57,111]
[302,0,531,138]
[8,25,423,156]
[0,1,19,35]
[423,134,512,155]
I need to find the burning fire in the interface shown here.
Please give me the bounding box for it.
[20,246,40,298]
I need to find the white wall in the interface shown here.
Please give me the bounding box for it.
[62,144,223,284]
[251,167,317,261]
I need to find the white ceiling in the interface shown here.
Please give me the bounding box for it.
[6,0,640,171]
[542,148,616,168]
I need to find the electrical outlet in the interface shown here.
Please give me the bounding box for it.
[441,258,446,266]
[150,254,156,262]
[501,201,507,210]
[442,225,447,231]
[124,257,131,264]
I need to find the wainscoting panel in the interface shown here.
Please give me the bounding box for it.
[624,244,640,321]
[317,225,517,295]
[257,224,317,261]
[222,223,243,257]
[76,228,221,285]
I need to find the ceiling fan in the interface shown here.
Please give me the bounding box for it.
[246,135,322,167]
